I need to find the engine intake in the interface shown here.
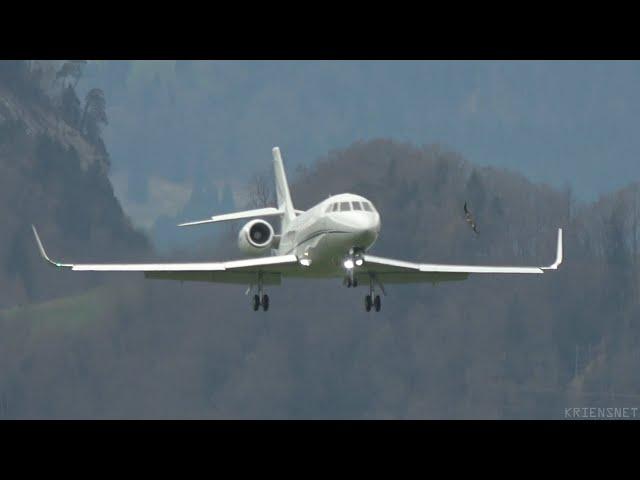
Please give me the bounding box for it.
[238,219,275,255]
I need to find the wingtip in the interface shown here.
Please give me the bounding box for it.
[542,227,563,270]
[31,225,52,264]
[31,225,71,268]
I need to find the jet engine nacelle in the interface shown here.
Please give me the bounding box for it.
[238,219,275,255]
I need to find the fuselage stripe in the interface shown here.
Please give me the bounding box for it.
[284,229,351,254]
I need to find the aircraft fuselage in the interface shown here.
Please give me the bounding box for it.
[277,193,381,276]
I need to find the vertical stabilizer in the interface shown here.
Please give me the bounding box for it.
[272,147,296,229]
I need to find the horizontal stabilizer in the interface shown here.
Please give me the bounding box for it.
[178,207,284,227]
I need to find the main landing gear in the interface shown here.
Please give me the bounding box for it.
[250,272,269,312]
[364,293,381,312]
[361,274,382,313]
[252,293,269,312]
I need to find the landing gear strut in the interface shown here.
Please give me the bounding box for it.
[344,247,363,288]
[363,294,381,312]
[364,275,382,312]
[250,273,270,312]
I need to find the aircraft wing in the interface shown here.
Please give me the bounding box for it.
[356,228,562,285]
[32,226,299,285]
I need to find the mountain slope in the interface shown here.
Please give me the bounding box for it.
[0,61,149,307]
[3,138,640,418]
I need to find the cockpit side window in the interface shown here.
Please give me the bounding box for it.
[362,202,373,212]
[339,201,351,211]
[331,203,339,212]
[352,201,362,211]
[326,204,333,213]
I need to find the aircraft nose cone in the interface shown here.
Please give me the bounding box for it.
[349,213,380,246]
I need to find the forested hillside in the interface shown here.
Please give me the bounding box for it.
[0,61,149,307]
[71,61,640,246]
[84,61,640,202]
[2,138,639,418]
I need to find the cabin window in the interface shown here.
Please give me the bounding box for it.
[352,201,362,211]
[339,202,351,211]
[362,202,373,212]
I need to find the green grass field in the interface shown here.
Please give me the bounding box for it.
[0,286,113,334]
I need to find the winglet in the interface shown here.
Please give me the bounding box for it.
[542,228,563,270]
[31,225,72,268]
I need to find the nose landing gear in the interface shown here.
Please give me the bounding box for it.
[343,247,364,288]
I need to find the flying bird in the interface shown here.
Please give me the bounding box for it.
[464,201,479,235]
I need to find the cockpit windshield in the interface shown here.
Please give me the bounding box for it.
[326,200,375,213]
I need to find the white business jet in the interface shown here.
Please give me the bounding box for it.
[32,147,563,312]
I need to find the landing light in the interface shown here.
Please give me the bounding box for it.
[355,258,364,267]
[343,259,355,270]
[299,258,312,267]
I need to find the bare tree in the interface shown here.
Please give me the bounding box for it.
[247,170,275,209]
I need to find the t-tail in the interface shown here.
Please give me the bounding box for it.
[177,146,299,229]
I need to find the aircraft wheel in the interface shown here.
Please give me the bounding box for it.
[364,295,372,312]
[262,294,270,312]
[353,278,358,288]
[346,278,352,288]
[374,295,381,312]
[253,294,260,311]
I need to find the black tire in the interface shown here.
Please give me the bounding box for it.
[353,278,358,288]
[374,295,381,312]
[252,294,260,311]
[346,278,352,288]
[262,294,270,312]
[364,295,372,312]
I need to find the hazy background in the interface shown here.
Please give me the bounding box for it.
[78,61,640,239]
[2,60,640,419]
